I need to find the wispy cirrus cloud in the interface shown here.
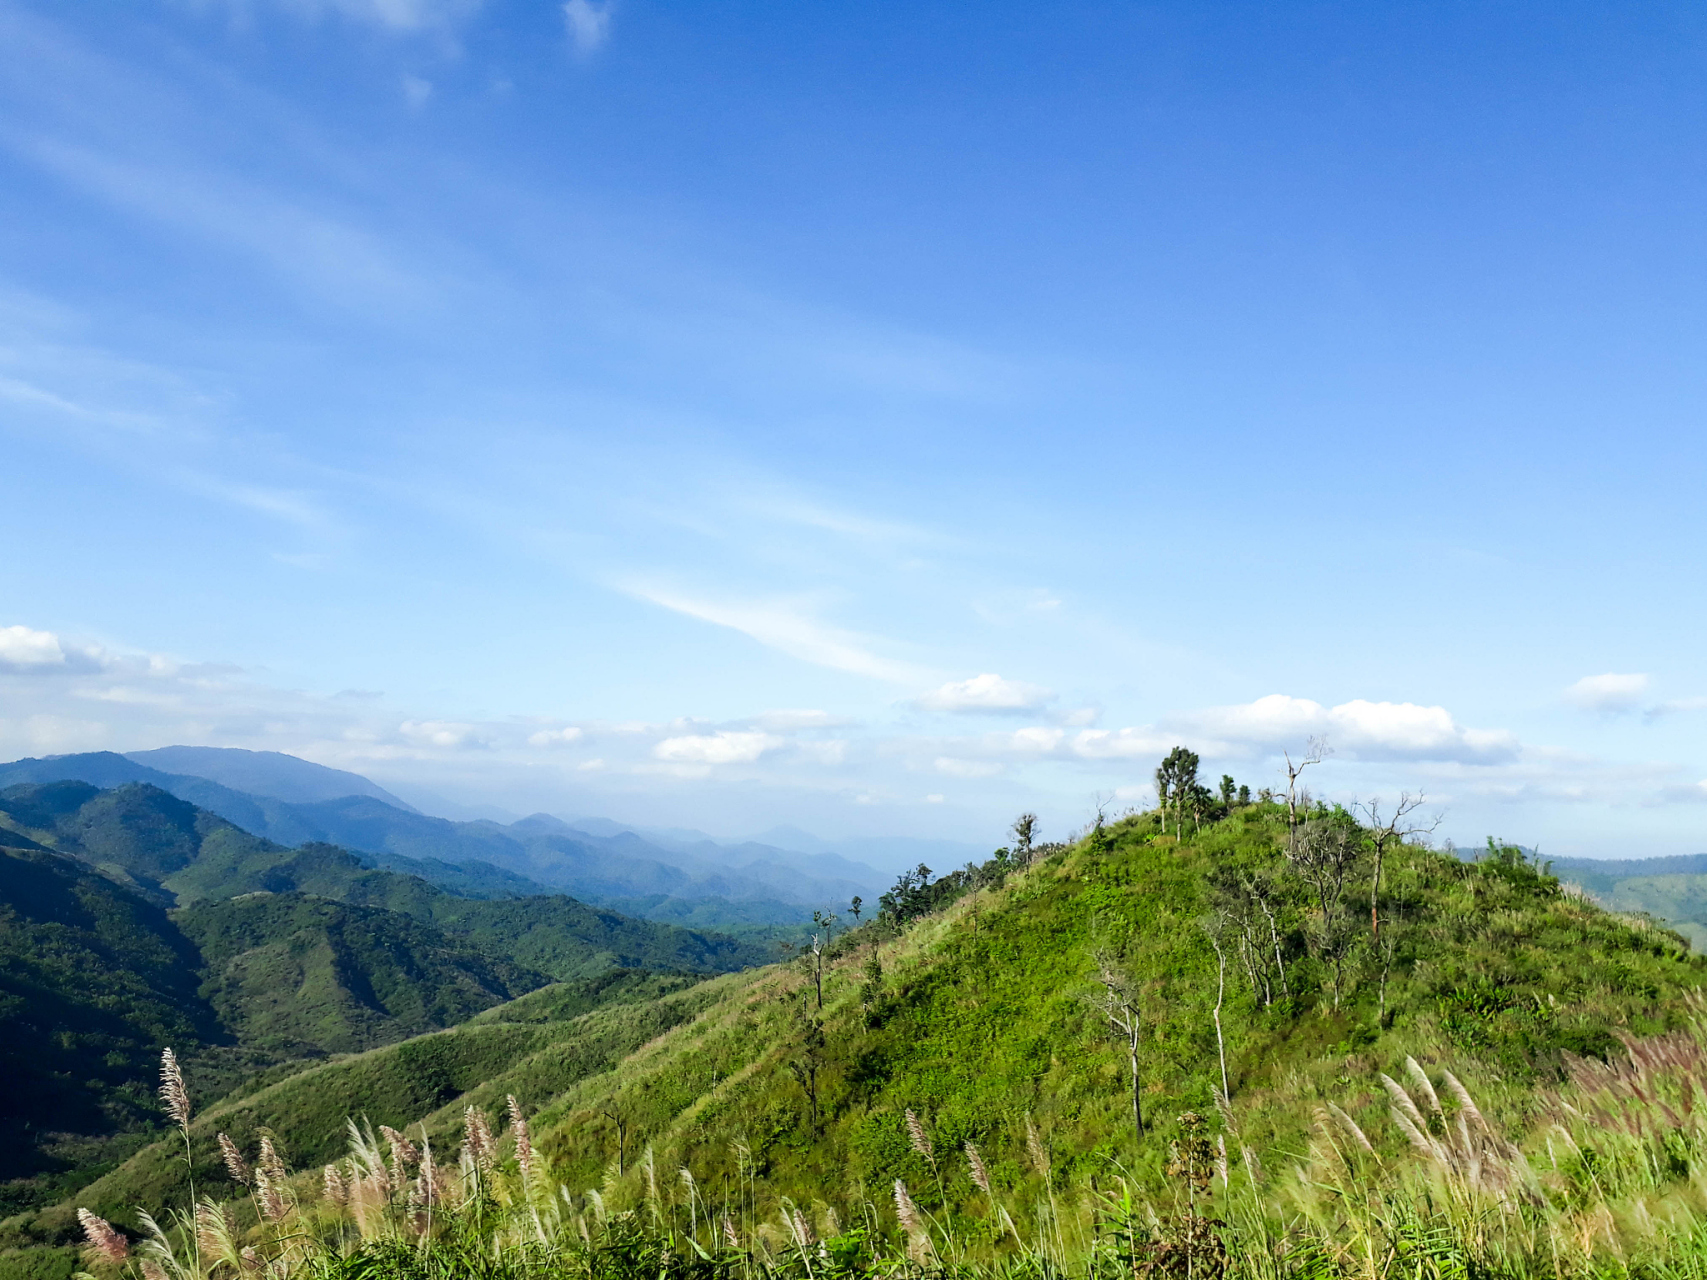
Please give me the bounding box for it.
[623,584,932,684]
[188,0,484,32]
[562,0,612,55]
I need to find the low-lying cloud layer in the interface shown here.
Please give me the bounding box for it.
[1,624,1702,844]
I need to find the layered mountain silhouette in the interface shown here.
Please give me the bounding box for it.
[0,750,886,919]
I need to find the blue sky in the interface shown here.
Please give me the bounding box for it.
[1,0,1704,853]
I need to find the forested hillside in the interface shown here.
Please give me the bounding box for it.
[0,780,766,1222]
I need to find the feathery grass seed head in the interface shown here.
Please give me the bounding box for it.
[158,1048,190,1131]
[217,1134,250,1186]
[78,1209,128,1265]
[892,1180,923,1235]
[507,1096,534,1182]
[905,1109,933,1161]
[965,1141,992,1196]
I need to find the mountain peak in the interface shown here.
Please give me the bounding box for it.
[123,746,419,810]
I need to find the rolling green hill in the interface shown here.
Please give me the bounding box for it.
[0,845,551,1212]
[1543,855,1707,950]
[16,797,1704,1269]
[0,755,867,920]
[0,782,770,979]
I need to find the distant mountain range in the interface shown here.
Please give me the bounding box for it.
[0,749,906,922]
[126,745,421,809]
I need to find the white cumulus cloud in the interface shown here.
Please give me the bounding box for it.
[1565,673,1650,713]
[917,673,1054,714]
[1069,726,1175,759]
[1182,694,1518,763]
[653,730,781,765]
[0,625,66,668]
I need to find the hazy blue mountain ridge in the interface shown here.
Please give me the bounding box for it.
[0,753,876,915]
[123,746,419,810]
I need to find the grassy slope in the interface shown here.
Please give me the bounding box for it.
[4,971,711,1245]
[21,803,1702,1254]
[524,806,1704,1219]
[1568,874,1707,951]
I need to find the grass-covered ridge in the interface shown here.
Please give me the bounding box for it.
[17,794,1706,1269]
[19,793,1707,1280]
[526,801,1702,1211]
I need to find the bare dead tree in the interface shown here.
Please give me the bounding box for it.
[1354,793,1439,940]
[1203,925,1232,1101]
[1090,957,1146,1142]
[808,911,838,1010]
[1282,737,1331,856]
[600,1108,628,1177]
[1210,872,1291,1005]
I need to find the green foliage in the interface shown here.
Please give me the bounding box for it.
[19,788,1707,1280]
[0,782,762,1218]
[176,893,548,1056]
[0,846,216,1182]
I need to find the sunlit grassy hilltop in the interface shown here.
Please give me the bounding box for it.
[16,793,1707,1280]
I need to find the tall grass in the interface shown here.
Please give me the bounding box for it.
[66,1005,1707,1280]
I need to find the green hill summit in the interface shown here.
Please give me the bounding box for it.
[11,769,1707,1280]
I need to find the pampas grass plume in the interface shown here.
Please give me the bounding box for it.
[965,1141,992,1196]
[159,1048,190,1131]
[218,1134,250,1186]
[905,1109,933,1160]
[77,1208,128,1265]
[507,1095,534,1182]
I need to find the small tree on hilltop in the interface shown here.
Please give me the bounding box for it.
[1011,812,1038,864]
[1155,746,1201,837]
